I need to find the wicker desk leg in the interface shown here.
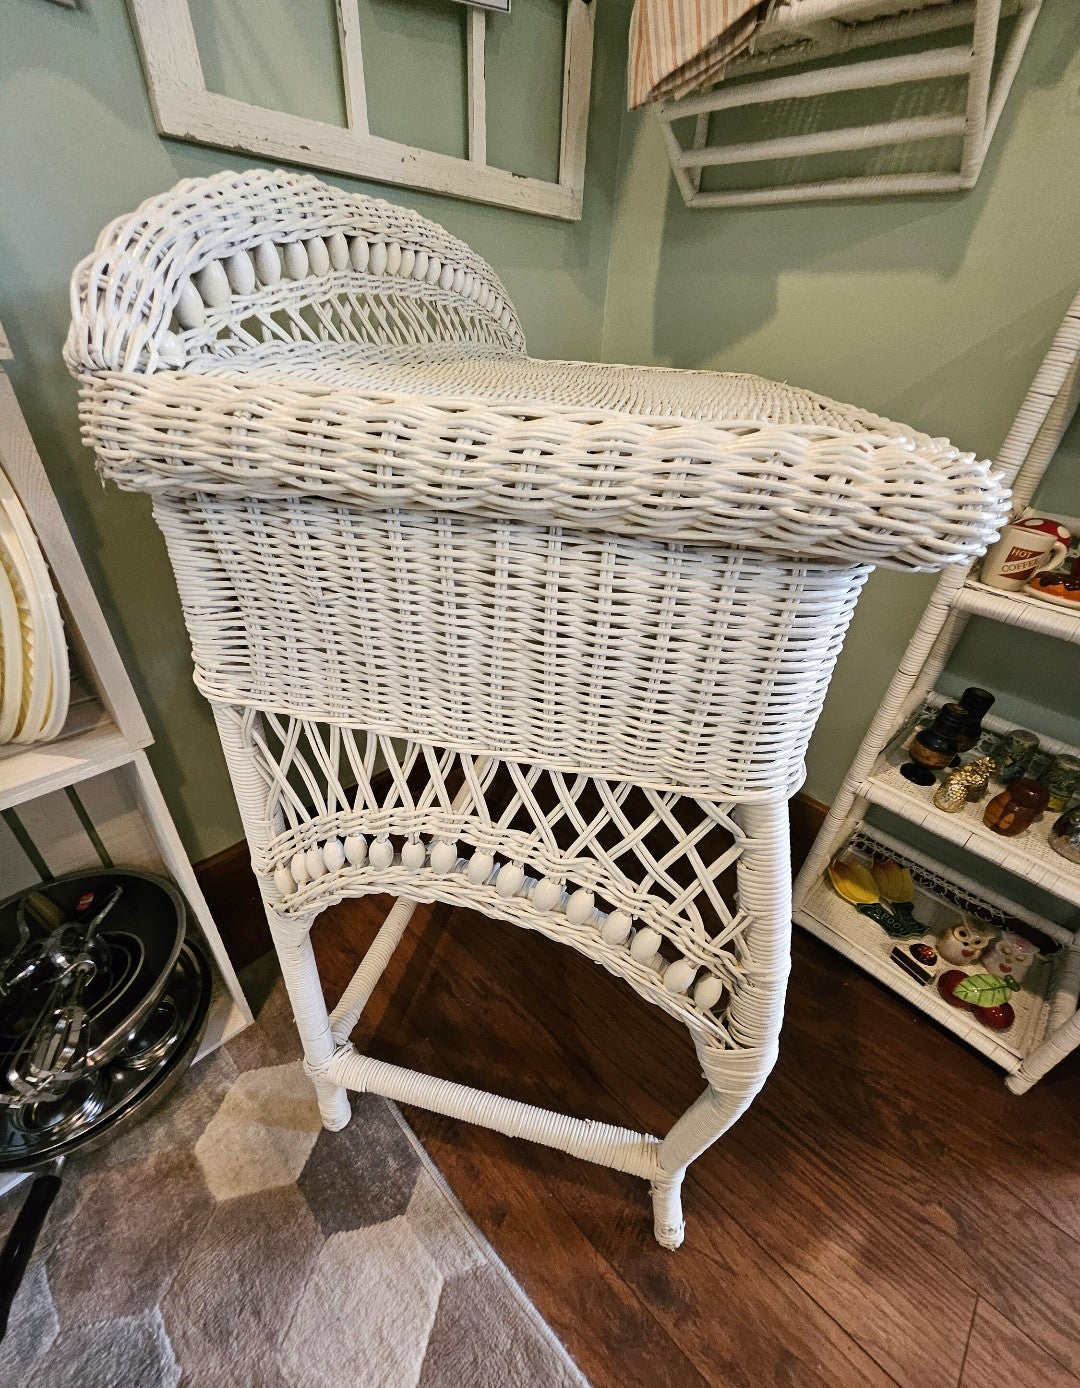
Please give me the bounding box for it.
[210,703,352,1130]
[265,905,352,1131]
[651,799,792,1248]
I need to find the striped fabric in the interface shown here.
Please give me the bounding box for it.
[627,0,777,109]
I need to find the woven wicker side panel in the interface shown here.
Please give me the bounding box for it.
[213,706,757,1054]
[156,495,866,798]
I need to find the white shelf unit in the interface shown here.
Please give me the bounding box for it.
[0,330,252,1058]
[0,686,130,810]
[794,286,1080,1093]
[798,825,1080,1078]
[955,577,1080,644]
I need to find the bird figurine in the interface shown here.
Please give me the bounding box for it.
[982,931,1039,985]
[937,917,994,966]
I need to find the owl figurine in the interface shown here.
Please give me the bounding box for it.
[983,931,1039,985]
[937,918,994,966]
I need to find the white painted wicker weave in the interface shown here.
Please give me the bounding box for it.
[66,170,1007,1246]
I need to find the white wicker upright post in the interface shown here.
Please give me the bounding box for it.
[65,170,1005,1245]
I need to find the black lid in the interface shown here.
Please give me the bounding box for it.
[933,701,969,732]
[959,687,995,717]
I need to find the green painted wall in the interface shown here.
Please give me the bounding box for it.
[601,0,1080,804]
[1,0,1077,862]
[0,0,626,859]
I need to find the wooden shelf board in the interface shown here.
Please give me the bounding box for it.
[0,699,137,810]
[957,578,1080,644]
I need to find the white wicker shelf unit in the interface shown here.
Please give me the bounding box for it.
[0,327,252,1058]
[794,287,1080,1092]
[799,825,1080,1077]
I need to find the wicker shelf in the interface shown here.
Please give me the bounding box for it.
[795,827,1080,1075]
[197,989,251,1060]
[653,0,1041,209]
[793,286,1080,1091]
[0,338,252,1046]
[858,725,1080,908]
[956,578,1080,644]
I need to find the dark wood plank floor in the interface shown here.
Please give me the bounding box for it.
[300,889,1080,1388]
[230,856,1080,1388]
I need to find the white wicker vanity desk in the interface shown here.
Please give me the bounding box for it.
[67,170,1006,1246]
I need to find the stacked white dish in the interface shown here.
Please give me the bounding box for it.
[0,465,69,744]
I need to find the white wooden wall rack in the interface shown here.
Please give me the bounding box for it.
[793,288,1080,1092]
[0,321,252,1056]
[127,0,595,221]
[656,0,1041,209]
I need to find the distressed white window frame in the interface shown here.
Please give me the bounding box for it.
[128,0,595,221]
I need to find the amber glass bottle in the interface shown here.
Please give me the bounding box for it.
[983,778,1049,837]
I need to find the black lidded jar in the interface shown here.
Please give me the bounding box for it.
[901,702,968,785]
[956,687,995,753]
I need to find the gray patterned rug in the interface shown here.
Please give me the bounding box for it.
[0,963,588,1388]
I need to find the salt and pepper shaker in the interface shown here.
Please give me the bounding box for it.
[1042,753,1080,812]
[982,932,1039,985]
[955,687,995,753]
[983,777,1049,836]
[933,756,994,812]
[1049,806,1080,863]
[963,756,995,801]
[905,686,1071,847]
[933,770,970,812]
[900,702,968,786]
[992,729,1040,785]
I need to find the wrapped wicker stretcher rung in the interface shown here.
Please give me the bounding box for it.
[67,170,1007,1246]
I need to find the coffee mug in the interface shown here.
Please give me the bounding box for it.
[981,516,1070,591]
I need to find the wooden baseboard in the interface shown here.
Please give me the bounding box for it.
[195,790,830,972]
[195,839,266,972]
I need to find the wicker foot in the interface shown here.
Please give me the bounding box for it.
[650,1173,686,1250]
[316,1079,352,1131]
[1005,1069,1034,1095]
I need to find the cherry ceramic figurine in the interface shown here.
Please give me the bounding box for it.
[936,969,1018,1030]
[937,969,970,1007]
